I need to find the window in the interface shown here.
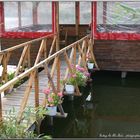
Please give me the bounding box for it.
[4,2,52,32]
[4,2,18,30]
[59,2,75,24]
[80,2,91,24]
[21,2,33,26]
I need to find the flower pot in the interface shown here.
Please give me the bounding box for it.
[47,106,57,116]
[65,84,75,94]
[87,62,94,69]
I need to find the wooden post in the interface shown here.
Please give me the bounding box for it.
[18,2,21,27]
[18,72,35,121]
[34,71,39,107]
[33,2,38,25]
[48,36,56,57]
[27,45,31,68]
[34,39,46,65]
[15,45,28,76]
[73,45,77,67]
[57,56,60,92]
[55,2,59,51]
[75,2,79,40]
[2,54,8,83]
[0,93,2,121]
[0,2,4,34]
[55,2,60,93]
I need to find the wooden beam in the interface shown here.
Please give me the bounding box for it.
[18,72,35,121]
[75,2,80,40]
[0,2,4,34]
[55,2,60,51]
[27,45,31,68]
[57,56,60,92]
[18,2,21,27]
[48,36,56,57]
[34,39,47,65]
[33,2,38,25]
[34,71,39,107]
[15,45,28,76]
[0,94,2,121]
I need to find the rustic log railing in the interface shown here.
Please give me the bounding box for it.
[0,34,99,122]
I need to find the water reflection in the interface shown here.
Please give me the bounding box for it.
[40,71,140,138]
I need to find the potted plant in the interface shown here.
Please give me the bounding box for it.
[86,53,94,69]
[65,65,90,94]
[43,88,63,116]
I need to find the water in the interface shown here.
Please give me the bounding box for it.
[40,71,140,138]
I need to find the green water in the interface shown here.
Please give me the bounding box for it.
[40,71,140,138]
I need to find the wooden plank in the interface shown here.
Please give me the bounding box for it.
[17,72,35,121]
[15,45,28,76]
[34,71,39,108]
[75,2,79,40]
[57,56,60,92]
[27,45,31,68]
[2,54,8,83]
[34,39,46,65]
[0,94,2,121]
[77,41,88,71]
[48,36,56,57]
[55,2,60,51]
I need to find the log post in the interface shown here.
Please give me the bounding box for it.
[34,70,39,107]
[2,53,8,83]
[0,93,2,121]
[75,2,79,40]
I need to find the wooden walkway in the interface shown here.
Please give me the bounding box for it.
[2,55,69,115]
[0,34,99,128]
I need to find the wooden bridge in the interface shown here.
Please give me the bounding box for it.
[0,33,99,128]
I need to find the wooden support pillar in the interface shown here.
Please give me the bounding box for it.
[0,2,4,34]
[0,94,2,121]
[55,2,60,51]
[33,2,38,25]
[55,2,61,93]
[103,2,107,28]
[18,2,21,27]
[75,2,79,40]
[34,71,39,107]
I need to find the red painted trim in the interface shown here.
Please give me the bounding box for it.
[1,32,53,38]
[95,32,140,40]
[0,2,4,36]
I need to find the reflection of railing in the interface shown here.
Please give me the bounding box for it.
[0,34,99,123]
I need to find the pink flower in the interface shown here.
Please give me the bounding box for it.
[71,64,75,68]
[48,97,53,102]
[43,88,50,95]
[72,74,76,78]
[58,92,63,97]
[76,65,85,72]
[84,72,90,77]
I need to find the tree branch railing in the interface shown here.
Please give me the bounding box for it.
[0,34,99,122]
